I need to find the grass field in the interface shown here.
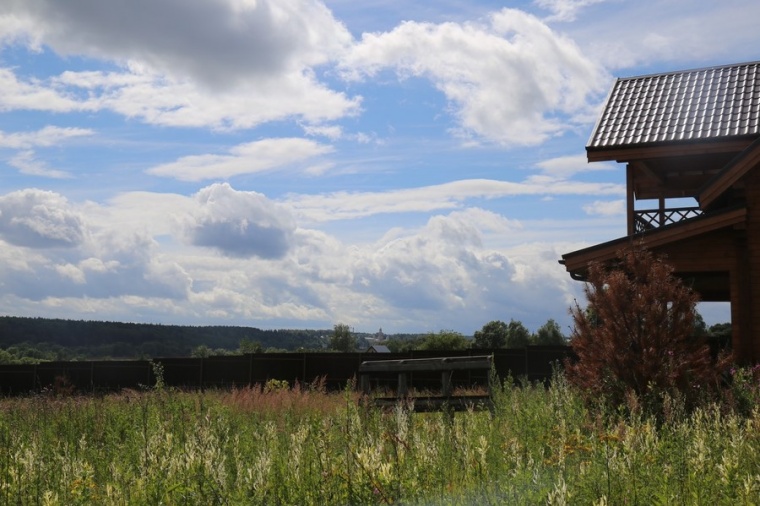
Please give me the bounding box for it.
[2,375,760,505]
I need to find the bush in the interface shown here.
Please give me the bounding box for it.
[565,246,731,419]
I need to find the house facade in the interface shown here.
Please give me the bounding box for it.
[561,61,760,363]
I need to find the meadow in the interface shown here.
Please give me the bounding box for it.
[2,375,760,505]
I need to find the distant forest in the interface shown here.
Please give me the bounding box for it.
[0,315,730,365]
[0,316,347,361]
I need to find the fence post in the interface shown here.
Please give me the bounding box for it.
[397,372,408,397]
[199,357,204,391]
[248,353,254,387]
[441,371,452,397]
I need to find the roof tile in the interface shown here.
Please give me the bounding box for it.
[589,62,760,149]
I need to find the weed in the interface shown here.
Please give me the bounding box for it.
[1,375,760,504]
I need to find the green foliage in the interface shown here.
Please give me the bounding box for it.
[419,330,470,350]
[263,378,289,392]
[693,311,708,337]
[708,321,732,350]
[505,319,531,348]
[473,320,508,348]
[0,316,331,358]
[329,323,356,352]
[238,338,263,354]
[191,345,212,358]
[532,318,566,345]
[383,336,425,353]
[565,246,731,419]
[4,375,760,504]
[149,360,165,391]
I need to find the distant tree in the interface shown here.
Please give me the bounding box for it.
[238,337,263,354]
[708,322,732,350]
[0,348,15,365]
[693,312,708,337]
[420,330,470,350]
[191,345,212,358]
[473,320,508,348]
[532,319,566,345]
[385,336,425,353]
[709,322,731,337]
[505,319,532,348]
[329,323,357,352]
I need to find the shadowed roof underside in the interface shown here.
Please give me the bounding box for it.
[588,61,760,153]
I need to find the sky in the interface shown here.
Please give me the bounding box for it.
[0,0,756,335]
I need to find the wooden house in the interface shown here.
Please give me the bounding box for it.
[561,61,760,363]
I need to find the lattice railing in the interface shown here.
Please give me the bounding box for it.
[633,206,703,233]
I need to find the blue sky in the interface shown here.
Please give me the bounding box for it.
[0,0,755,335]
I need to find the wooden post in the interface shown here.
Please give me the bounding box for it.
[441,371,452,397]
[360,374,370,395]
[397,372,408,397]
[199,357,204,392]
[627,164,635,235]
[248,353,254,388]
[658,196,665,227]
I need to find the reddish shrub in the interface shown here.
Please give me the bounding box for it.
[565,246,731,418]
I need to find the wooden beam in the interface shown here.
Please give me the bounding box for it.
[700,137,760,208]
[359,355,492,373]
[587,138,756,163]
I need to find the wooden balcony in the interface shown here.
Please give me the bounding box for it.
[633,206,703,234]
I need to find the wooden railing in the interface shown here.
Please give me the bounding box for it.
[633,206,703,233]
[358,355,494,412]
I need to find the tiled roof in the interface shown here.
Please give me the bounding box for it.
[588,61,760,150]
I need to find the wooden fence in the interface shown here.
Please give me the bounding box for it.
[0,346,573,395]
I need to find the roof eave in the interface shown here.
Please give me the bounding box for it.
[586,136,759,163]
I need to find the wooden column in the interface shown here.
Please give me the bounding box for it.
[658,197,665,227]
[627,164,635,236]
[733,233,753,363]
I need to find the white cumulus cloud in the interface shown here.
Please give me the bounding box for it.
[185,183,296,259]
[340,8,607,146]
[0,189,86,247]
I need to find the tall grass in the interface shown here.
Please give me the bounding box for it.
[2,374,760,504]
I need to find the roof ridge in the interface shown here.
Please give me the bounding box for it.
[616,60,760,82]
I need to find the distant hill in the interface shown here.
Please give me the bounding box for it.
[0,316,332,359]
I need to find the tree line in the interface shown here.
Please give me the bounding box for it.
[0,316,330,363]
[329,318,569,352]
[0,312,731,364]
[330,315,731,353]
